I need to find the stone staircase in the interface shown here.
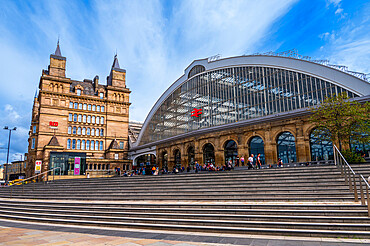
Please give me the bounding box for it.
[0,163,369,238]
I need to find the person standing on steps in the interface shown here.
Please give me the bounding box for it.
[256,153,262,169]
[248,154,254,169]
[240,156,245,166]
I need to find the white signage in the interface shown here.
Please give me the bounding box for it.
[35,160,42,174]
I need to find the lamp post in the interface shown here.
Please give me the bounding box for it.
[3,126,16,185]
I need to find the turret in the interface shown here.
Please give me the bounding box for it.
[107,54,126,88]
[48,40,66,77]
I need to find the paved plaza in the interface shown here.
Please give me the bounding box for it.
[0,220,369,246]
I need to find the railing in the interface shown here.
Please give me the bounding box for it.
[333,145,370,216]
[6,167,61,198]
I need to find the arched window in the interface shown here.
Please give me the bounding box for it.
[98,164,101,170]
[277,132,297,164]
[94,164,97,170]
[83,104,87,110]
[67,139,71,149]
[87,115,91,123]
[99,141,103,150]
[78,114,82,122]
[69,102,73,108]
[91,128,95,136]
[83,115,86,123]
[88,104,91,110]
[77,127,81,135]
[74,103,78,109]
[101,106,105,112]
[86,140,90,150]
[224,140,238,165]
[73,114,77,122]
[95,141,99,150]
[92,116,95,124]
[78,103,82,109]
[77,89,81,96]
[68,126,71,134]
[162,151,168,169]
[96,116,100,124]
[73,127,76,134]
[96,129,99,136]
[100,129,104,136]
[100,92,104,99]
[82,127,86,135]
[187,146,195,167]
[101,117,104,124]
[97,106,100,111]
[174,149,181,168]
[69,113,72,121]
[77,140,81,150]
[203,143,215,165]
[91,140,95,150]
[249,136,265,164]
[92,105,96,111]
[72,139,76,149]
[87,128,90,135]
[310,128,333,161]
[81,140,85,150]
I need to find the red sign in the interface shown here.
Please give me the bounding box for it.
[49,121,58,127]
[191,108,202,117]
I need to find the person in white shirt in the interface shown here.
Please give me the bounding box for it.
[248,154,254,169]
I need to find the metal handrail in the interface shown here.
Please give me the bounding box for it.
[334,145,370,216]
[7,167,62,187]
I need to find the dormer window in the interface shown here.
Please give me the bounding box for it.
[100,92,104,99]
[77,89,81,96]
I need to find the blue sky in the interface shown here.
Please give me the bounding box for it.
[0,0,369,164]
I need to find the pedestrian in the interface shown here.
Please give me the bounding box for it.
[248,154,254,169]
[256,154,262,169]
[240,156,245,166]
[236,155,240,167]
[278,158,283,168]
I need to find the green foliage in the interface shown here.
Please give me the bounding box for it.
[341,149,365,163]
[310,93,370,150]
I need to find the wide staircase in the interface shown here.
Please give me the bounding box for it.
[0,162,369,238]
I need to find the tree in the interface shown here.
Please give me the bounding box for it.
[310,93,370,151]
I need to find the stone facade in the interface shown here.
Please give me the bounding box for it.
[26,43,131,178]
[156,115,319,170]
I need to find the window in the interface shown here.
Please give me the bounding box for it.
[67,139,71,149]
[72,139,76,149]
[31,138,35,149]
[77,89,81,96]
[68,126,71,134]
[33,125,36,134]
[100,92,104,99]
[91,128,95,136]
[83,104,87,110]
[77,127,81,135]
[86,140,90,150]
[83,115,86,123]
[92,116,95,124]
[81,140,85,150]
[82,127,86,135]
[115,154,119,160]
[120,142,124,149]
[101,117,104,124]
[87,115,91,123]
[73,127,76,134]
[96,116,100,124]
[92,105,96,111]
[97,106,100,111]
[74,103,78,109]
[78,114,82,122]
[73,114,77,122]
[101,106,105,112]
[95,141,99,150]
[69,113,72,121]
[77,140,81,150]
[96,129,99,136]
[69,102,73,108]
[78,103,82,109]
[88,104,91,110]
[100,129,104,136]
[100,141,103,150]
[87,128,90,135]
[91,140,94,150]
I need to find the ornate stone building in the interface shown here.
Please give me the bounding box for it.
[130,53,370,170]
[26,42,131,178]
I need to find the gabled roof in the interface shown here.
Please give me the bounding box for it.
[108,139,120,149]
[47,135,61,146]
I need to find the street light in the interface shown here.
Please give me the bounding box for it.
[3,126,16,185]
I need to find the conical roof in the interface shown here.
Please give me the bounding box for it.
[112,54,120,69]
[54,40,62,56]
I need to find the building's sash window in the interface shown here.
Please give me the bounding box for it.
[33,125,36,133]
[100,92,104,99]
[82,127,86,135]
[78,103,82,109]
[87,128,90,135]
[78,114,82,122]
[91,128,95,136]
[97,105,100,111]
[69,113,72,121]
[74,103,78,109]
[81,140,85,150]
[96,116,100,124]
[120,142,124,149]
[100,129,104,136]
[67,139,71,149]
[73,127,76,134]
[83,115,86,123]
[95,141,99,150]
[73,114,77,122]
[77,127,81,135]
[87,115,91,123]
[88,104,91,110]
[68,126,71,134]
[92,105,96,111]
[83,104,87,110]
[91,140,94,150]
[101,106,105,112]
[101,117,104,124]
[77,89,81,96]
[72,139,76,149]
[77,140,81,149]
[69,102,73,108]
[86,140,90,150]
[31,138,35,149]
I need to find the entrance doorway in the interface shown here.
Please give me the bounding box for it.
[203,143,215,165]
[224,140,238,166]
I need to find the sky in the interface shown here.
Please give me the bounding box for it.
[0,0,369,164]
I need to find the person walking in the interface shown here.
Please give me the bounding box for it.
[240,156,245,166]
[256,153,262,169]
[248,154,254,169]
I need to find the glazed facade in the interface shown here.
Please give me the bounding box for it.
[140,66,359,146]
